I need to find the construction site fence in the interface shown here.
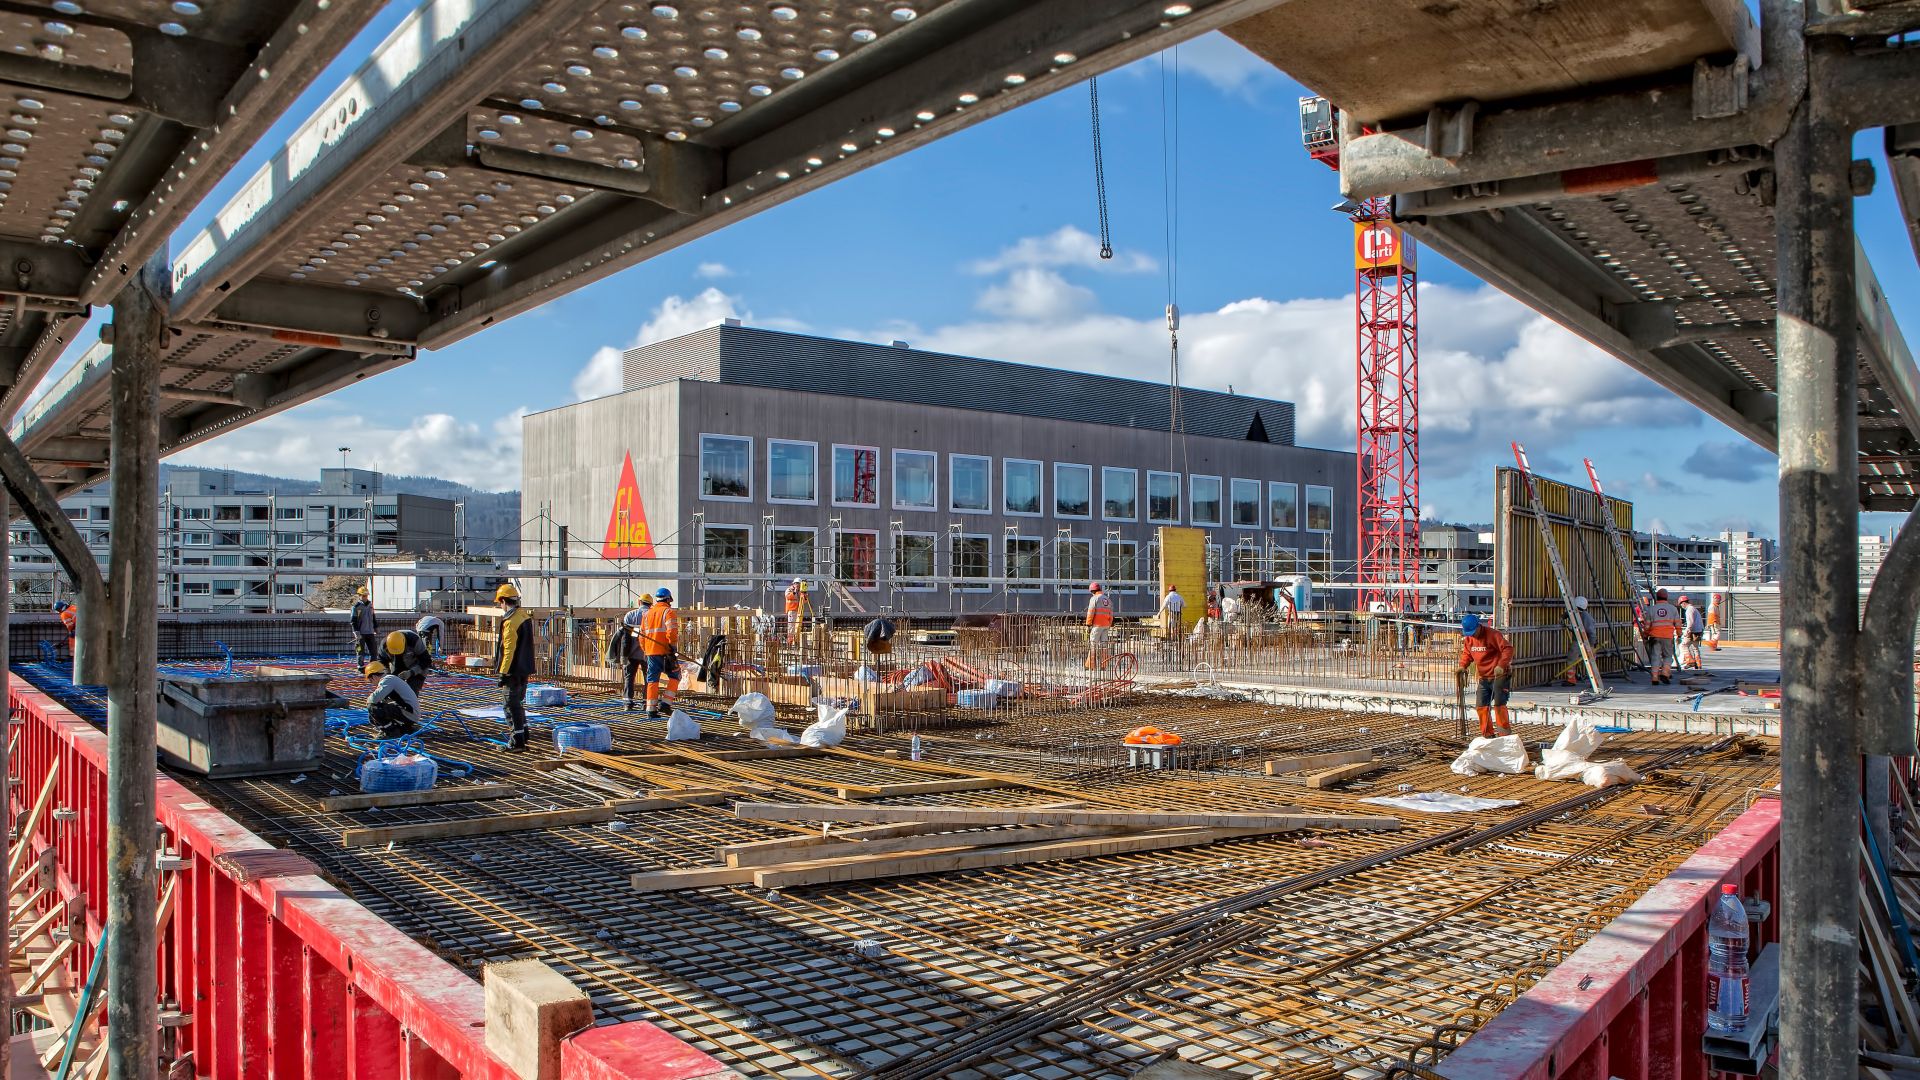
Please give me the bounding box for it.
[6,612,476,665]
[1437,796,1781,1080]
[4,673,732,1080]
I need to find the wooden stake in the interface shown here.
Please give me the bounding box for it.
[1262,749,1372,776]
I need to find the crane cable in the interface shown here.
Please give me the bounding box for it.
[1089,77,1113,261]
[1161,47,1189,477]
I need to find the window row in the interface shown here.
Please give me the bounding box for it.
[699,434,1336,531]
[699,525,1330,592]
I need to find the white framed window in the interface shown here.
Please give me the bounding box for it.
[952,534,991,592]
[834,529,879,591]
[1055,537,1091,593]
[1190,475,1222,527]
[182,582,210,595]
[275,507,302,520]
[949,454,991,514]
[1230,478,1261,528]
[1104,539,1140,594]
[1268,482,1299,531]
[1206,543,1224,583]
[767,439,817,505]
[275,583,302,595]
[1148,471,1181,524]
[185,507,210,520]
[1004,458,1042,516]
[184,532,211,546]
[1306,485,1334,532]
[771,527,815,579]
[1102,467,1137,522]
[275,532,302,545]
[702,524,752,589]
[1273,547,1300,576]
[832,444,879,507]
[1054,463,1091,519]
[892,449,937,510]
[699,434,752,501]
[892,532,936,591]
[1006,535,1042,592]
[1308,548,1332,580]
[1233,541,1263,582]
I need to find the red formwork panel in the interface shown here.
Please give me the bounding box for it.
[7,676,735,1080]
[1439,797,1782,1080]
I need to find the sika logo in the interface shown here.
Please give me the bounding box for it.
[604,452,656,558]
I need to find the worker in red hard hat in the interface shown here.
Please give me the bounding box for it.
[1084,582,1114,669]
[1677,593,1706,671]
[1455,614,1515,738]
[1641,588,1682,684]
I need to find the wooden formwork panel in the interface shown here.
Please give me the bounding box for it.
[1493,466,1639,689]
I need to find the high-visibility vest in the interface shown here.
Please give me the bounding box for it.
[1644,601,1681,639]
[784,584,804,613]
[639,604,678,656]
[1086,593,1113,628]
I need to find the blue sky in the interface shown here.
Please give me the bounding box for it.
[156,3,1920,541]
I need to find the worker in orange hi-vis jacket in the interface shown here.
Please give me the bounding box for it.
[783,578,811,644]
[1705,592,1723,651]
[1455,613,1515,738]
[1084,582,1114,669]
[638,587,681,719]
[55,600,76,659]
[1640,588,1683,685]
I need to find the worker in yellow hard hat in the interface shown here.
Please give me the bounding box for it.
[492,582,534,750]
[378,627,434,696]
[349,584,377,666]
[362,661,419,739]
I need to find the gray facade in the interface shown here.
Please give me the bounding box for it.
[522,328,1357,617]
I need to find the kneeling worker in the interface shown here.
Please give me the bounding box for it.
[1456,613,1514,738]
[363,662,420,739]
[494,583,535,750]
[381,627,434,696]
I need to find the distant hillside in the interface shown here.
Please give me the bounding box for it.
[155,465,522,557]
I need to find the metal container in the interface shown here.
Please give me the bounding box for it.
[156,665,333,777]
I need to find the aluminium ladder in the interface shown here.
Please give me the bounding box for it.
[1584,457,1654,667]
[1511,443,1607,697]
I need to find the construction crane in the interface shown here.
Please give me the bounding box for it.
[1301,97,1420,611]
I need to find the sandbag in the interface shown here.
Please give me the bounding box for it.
[748,725,794,745]
[1533,747,1590,782]
[801,703,848,748]
[1581,760,1642,788]
[730,692,774,729]
[1450,734,1529,776]
[665,709,701,741]
[1550,717,1606,759]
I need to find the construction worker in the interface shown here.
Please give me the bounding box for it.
[493,583,534,750]
[1677,594,1706,671]
[363,661,420,739]
[414,615,446,657]
[1456,613,1515,737]
[1159,583,1186,664]
[1084,582,1113,669]
[1640,587,1682,684]
[379,628,434,696]
[1563,596,1598,686]
[638,587,680,718]
[54,600,76,659]
[605,602,650,711]
[1705,592,1723,651]
[783,578,810,644]
[349,585,378,665]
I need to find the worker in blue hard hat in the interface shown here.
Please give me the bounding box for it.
[1456,613,1514,738]
[637,587,680,718]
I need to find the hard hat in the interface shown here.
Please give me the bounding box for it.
[1573,596,1588,610]
[1089,582,1103,592]
[494,583,520,603]
[385,631,408,655]
[1461,613,1482,636]
[1677,594,1691,603]
[52,600,68,612]
[364,662,387,678]
[638,594,653,606]
[655,587,673,601]
[792,578,805,587]
[414,615,442,633]
[356,585,369,597]
[1655,588,1669,600]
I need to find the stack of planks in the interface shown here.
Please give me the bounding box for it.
[1862,802,1920,1075]
[630,803,1400,893]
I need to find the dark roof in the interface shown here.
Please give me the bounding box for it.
[622,324,1296,445]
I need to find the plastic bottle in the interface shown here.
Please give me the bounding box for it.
[1706,883,1750,1034]
[909,734,922,762]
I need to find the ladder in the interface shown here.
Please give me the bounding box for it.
[826,578,868,615]
[1583,457,1655,665]
[1511,443,1607,697]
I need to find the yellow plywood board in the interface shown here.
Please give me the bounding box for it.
[1158,526,1207,633]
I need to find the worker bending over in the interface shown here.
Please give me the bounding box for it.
[380,628,434,696]
[494,583,535,750]
[1562,596,1597,686]
[1677,594,1705,671]
[638,587,680,718]
[363,662,420,739]
[1084,582,1113,669]
[414,615,445,657]
[783,578,810,644]
[1641,588,1682,684]
[1456,614,1514,738]
[606,600,651,711]
[349,586,378,665]
[54,600,76,659]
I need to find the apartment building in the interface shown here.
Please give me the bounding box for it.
[1418,525,1494,615]
[1632,532,1728,589]
[1718,529,1781,585]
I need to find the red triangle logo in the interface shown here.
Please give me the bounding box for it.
[604,452,655,558]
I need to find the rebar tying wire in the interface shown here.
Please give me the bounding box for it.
[1088,77,1113,260]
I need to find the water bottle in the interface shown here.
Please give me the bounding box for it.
[909,734,922,762]
[1706,883,1750,1034]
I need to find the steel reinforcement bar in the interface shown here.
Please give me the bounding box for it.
[5,674,734,1080]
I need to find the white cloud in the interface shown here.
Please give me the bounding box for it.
[1169,32,1282,99]
[572,346,624,400]
[571,287,749,401]
[695,262,732,280]
[170,405,526,492]
[966,225,1155,275]
[976,268,1096,320]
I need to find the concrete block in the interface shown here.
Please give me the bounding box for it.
[562,1022,744,1080]
[485,959,593,1080]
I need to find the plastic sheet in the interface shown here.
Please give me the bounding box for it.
[1359,791,1522,813]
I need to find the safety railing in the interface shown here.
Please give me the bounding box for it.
[1437,796,1782,1080]
[7,673,734,1080]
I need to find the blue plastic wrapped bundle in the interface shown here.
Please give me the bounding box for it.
[358,753,438,793]
[553,721,613,753]
[525,684,569,707]
[785,664,823,678]
[955,689,999,711]
[984,678,1022,699]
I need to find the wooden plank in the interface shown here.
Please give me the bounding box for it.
[712,801,1094,862]
[732,803,1399,832]
[530,748,822,772]
[340,794,730,848]
[752,827,1280,889]
[1263,749,1372,776]
[320,784,520,812]
[1305,760,1394,790]
[727,826,1126,867]
[832,778,1011,799]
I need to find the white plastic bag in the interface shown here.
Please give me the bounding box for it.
[664,709,701,741]
[1581,760,1642,788]
[748,725,794,745]
[1550,717,1606,759]
[852,665,879,683]
[801,704,848,748]
[1358,792,1522,814]
[1450,734,1530,776]
[730,692,774,729]
[1533,747,1590,781]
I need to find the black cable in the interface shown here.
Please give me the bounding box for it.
[1089,77,1112,260]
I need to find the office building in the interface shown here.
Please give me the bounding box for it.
[1861,532,1892,586]
[1718,529,1780,585]
[1418,525,1494,615]
[1633,532,1728,589]
[521,324,1357,615]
